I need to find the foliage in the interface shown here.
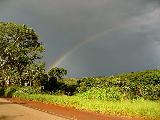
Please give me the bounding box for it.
[47,70,160,100]
[48,67,67,79]
[0,22,45,86]
[4,86,18,97]
[43,79,77,95]
[21,62,46,87]
[117,70,160,100]
[14,86,41,95]
[76,87,123,101]
[56,78,78,95]
[76,70,160,100]
[3,86,41,97]
[43,67,68,92]
[59,78,78,86]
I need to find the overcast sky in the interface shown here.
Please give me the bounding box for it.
[0,0,160,77]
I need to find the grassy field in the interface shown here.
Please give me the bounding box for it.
[13,93,160,120]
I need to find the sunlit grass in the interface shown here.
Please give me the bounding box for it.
[13,93,160,120]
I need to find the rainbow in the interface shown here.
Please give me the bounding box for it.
[49,28,117,70]
[49,19,132,70]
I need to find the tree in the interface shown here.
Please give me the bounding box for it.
[48,67,67,80]
[46,67,67,91]
[0,22,44,86]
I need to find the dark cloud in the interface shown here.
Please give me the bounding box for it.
[0,0,160,77]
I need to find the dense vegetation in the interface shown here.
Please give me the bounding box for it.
[0,22,160,119]
[44,69,160,100]
[75,70,160,100]
[1,69,160,100]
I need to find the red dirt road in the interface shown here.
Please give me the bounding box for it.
[4,97,148,120]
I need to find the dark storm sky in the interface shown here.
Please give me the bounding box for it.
[0,0,160,77]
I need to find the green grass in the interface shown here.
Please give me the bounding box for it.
[13,93,160,120]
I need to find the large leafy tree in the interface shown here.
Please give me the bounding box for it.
[0,22,44,86]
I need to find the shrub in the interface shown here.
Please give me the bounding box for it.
[14,86,41,95]
[4,86,18,97]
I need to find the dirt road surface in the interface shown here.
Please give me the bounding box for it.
[0,98,70,120]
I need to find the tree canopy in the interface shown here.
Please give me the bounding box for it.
[48,67,67,79]
[0,22,45,86]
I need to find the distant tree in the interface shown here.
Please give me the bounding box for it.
[47,67,67,91]
[0,22,45,86]
[48,67,67,80]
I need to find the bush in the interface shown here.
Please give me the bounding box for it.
[14,86,41,95]
[4,86,41,97]
[4,86,18,97]
[43,78,78,95]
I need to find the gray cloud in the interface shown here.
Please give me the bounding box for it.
[0,0,160,77]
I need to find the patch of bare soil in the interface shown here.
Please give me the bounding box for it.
[6,97,148,120]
